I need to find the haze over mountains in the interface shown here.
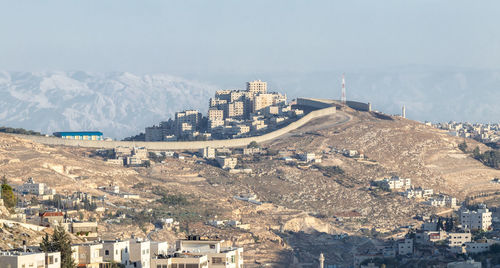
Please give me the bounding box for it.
[0,71,216,138]
[0,67,499,139]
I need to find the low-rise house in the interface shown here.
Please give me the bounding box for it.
[397,238,413,255]
[17,178,55,196]
[380,176,411,191]
[404,187,433,199]
[72,243,106,268]
[465,241,491,254]
[0,251,60,268]
[176,237,244,268]
[200,147,216,159]
[216,156,238,170]
[447,259,482,268]
[40,211,64,227]
[69,221,99,240]
[425,195,457,208]
[151,253,209,268]
[298,153,316,163]
[242,147,260,155]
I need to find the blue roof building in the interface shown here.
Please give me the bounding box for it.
[53,131,103,141]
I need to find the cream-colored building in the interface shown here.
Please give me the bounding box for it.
[208,109,224,122]
[102,240,130,266]
[447,232,472,247]
[0,252,60,268]
[216,156,238,170]
[246,80,267,95]
[200,147,216,159]
[72,243,105,268]
[129,239,150,268]
[176,238,243,268]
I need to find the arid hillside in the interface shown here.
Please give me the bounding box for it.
[0,109,499,266]
[268,109,500,199]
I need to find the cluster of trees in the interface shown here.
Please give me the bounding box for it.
[0,126,42,136]
[458,142,499,169]
[473,149,500,169]
[122,133,145,141]
[45,194,97,211]
[153,186,190,206]
[1,176,16,211]
[313,165,345,177]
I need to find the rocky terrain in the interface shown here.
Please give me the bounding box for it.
[0,108,499,266]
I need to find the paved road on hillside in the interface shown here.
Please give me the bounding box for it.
[271,111,352,142]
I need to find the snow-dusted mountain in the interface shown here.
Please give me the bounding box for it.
[0,71,217,139]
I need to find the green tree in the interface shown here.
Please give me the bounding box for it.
[458,142,468,152]
[472,146,481,159]
[1,178,17,211]
[247,141,260,148]
[40,225,75,268]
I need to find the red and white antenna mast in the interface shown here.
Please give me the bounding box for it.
[341,73,346,104]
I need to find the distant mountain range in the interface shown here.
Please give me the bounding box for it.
[1,67,498,139]
[0,71,216,139]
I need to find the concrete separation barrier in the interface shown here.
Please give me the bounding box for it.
[11,105,337,150]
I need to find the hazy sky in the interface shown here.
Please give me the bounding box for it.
[1,0,499,74]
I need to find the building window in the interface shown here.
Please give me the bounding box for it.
[105,250,110,255]
[212,257,223,264]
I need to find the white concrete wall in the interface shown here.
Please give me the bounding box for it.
[10,106,337,151]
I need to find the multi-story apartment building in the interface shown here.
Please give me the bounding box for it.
[252,93,286,113]
[447,232,472,247]
[175,110,202,137]
[459,205,492,231]
[208,109,224,122]
[129,239,151,268]
[397,238,413,255]
[246,80,267,95]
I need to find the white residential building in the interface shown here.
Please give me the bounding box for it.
[381,176,411,191]
[176,238,244,268]
[17,177,55,196]
[460,205,492,231]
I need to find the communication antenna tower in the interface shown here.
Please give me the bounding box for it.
[341,73,346,104]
